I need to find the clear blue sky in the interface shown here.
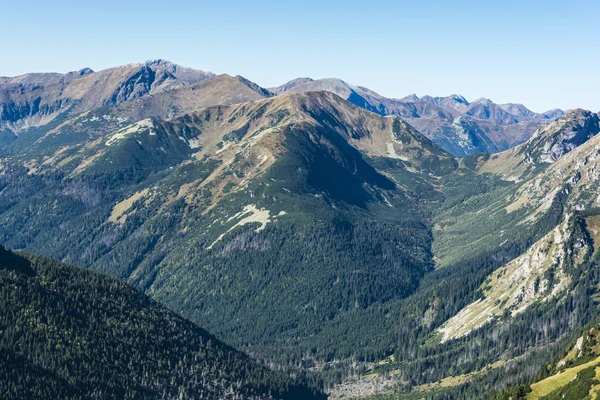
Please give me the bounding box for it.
[2,0,598,112]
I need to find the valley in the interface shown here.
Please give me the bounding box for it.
[1,60,599,399]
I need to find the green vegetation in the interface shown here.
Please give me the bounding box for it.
[530,361,600,399]
[0,246,324,399]
[1,91,599,399]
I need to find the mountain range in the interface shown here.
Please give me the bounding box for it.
[1,60,599,399]
[269,77,565,156]
[1,61,564,158]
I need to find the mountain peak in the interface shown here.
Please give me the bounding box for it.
[399,93,419,102]
[233,75,274,97]
[268,77,314,94]
[523,108,600,163]
[472,97,493,105]
[75,67,94,76]
[138,59,215,84]
[542,108,566,119]
[144,58,175,67]
[448,94,468,103]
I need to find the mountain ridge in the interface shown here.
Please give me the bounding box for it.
[0,60,216,136]
[270,76,565,156]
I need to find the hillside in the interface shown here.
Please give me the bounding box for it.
[0,91,457,369]
[0,245,323,400]
[323,108,600,398]
[492,318,600,399]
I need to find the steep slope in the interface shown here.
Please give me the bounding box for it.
[0,60,215,136]
[477,109,600,181]
[439,214,587,342]
[0,245,323,400]
[520,109,600,163]
[493,320,600,399]
[0,91,455,368]
[386,109,600,398]
[433,109,600,272]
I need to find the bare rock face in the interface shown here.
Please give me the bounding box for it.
[528,109,600,163]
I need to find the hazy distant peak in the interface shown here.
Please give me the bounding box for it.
[268,77,314,94]
[270,77,355,99]
[399,93,419,102]
[448,94,468,104]
[541,108,566,119]
[313,77,352,88]
[499,102,537,118]
[233,75,274,97]
[472,97,493,105]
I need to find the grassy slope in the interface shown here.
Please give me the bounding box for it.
[527,357,600,399]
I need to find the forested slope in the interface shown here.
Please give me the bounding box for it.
[0,246,324,400]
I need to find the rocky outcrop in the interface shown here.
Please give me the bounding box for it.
[438,215,587,342]
[511,109,600,166]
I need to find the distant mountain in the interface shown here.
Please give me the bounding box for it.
[268,77,314,94]
[271,77,565,156]
[0,67,95,86]
[21,73,274,152]
[499,102,542,120]
[0,60,215,136]
[421,94,470,113]
[465,97,520,124]
[0,245,323,399]
[542,108,567,119]
[270,77,393,116]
